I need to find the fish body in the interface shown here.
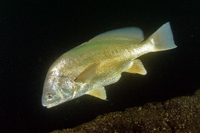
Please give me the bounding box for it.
[42,22,177,108]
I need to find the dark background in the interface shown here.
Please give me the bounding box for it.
[1,0,200,132]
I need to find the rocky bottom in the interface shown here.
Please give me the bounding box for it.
[51,89,200,133]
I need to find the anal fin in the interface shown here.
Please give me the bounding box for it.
[125,59,147,75]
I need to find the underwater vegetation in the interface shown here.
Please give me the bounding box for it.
[51,89,200,133]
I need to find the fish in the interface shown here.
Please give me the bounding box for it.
[42,22,177,108]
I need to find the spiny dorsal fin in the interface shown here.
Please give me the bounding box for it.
[89,27,144,43]
[87,86,107,100]
[125,59,147,75]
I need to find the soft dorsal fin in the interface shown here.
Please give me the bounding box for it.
[125,59,147,75]
[75,63,99,83]
[89,27,144,43]
[87,86,107,100]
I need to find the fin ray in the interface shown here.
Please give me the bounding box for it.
[148,22,177,51]
[125,59,147,75]
[75,64,98,83]
[89,27,144,42]
[87,86,107,100]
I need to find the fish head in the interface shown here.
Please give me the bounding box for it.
[42,72,76,108]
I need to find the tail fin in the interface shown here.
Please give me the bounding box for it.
[147,22,177,51]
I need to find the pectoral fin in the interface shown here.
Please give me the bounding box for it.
[87,86,107,100]
[125,59,147,75]
[75,63,99,83]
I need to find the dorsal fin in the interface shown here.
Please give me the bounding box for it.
[89,27,144,43]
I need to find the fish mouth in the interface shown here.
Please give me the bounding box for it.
[41,99,52,108]
[42,100,60,108]
[43,104,53,108]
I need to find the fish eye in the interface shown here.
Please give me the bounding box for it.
[46,93,53,99]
